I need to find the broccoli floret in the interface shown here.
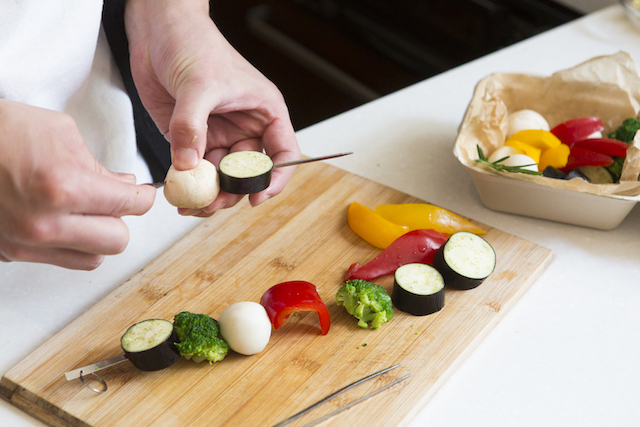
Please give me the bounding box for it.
[336,280,393,329]
[608,118,640,143]
[607,157,625,182]
[173,311,229,364]
[606,118,638,182]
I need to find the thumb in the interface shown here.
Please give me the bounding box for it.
[168,89,214,170]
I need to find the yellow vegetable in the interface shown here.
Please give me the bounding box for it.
[374,203,486,236]
[347,202,409,249]
[538,143,570,172]
[508,130,561,150]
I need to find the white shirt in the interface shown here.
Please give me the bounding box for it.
[0,0,152,183]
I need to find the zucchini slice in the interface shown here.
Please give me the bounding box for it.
[218,151,274,194]
[392,263,445,316]
[433,231,496,290]
[121,319,180,371]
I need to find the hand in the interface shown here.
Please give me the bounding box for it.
[125,0,301,217]
[0,100,156,270]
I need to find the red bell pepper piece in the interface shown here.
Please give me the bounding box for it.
[569,138,629,158]
[560,147,614,172]
[550,117,604,146]
[345,229,449,282]
[259,281,330,335]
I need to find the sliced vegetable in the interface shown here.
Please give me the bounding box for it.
[120,319,181,371]
[542,166,568,179]
[218,302,272,355]
[260,281,330,335]
[433,232,496,290]
[345,228,449,282]
[218,151,274,194]
[550,117,605,146]
[392,263,445,316]
[567,166,614,184]
[538,143,570,172]
[570,138,629,158]
[347,202,409,249]
[507,129,562,151]
[374,203,486,235]
[561,147,613,172]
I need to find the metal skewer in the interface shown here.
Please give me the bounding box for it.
[302,374,412,427]
[272,363,402,427]
[273,152,353,168]
[64,354,128,381]
[148,152,353,188]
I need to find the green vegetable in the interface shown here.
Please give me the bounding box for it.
[335,280,393,329]
[605,157,625,182]
[173,311,229,364]
[606,118,638,181]
[474,145,542,176]
[607,118,640,143]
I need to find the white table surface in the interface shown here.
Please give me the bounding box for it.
[2,5,640,426]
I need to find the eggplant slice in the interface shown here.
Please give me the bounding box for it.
[433,231,496,290]
[392,263,445,316]
[218,151,274,194]
[121,319,180,371]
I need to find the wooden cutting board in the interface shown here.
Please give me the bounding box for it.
[1,162,554,427]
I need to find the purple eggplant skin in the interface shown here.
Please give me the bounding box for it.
[391,263,445,316]
[121,321,181,372]
[392,280,444,316]
[432,232,496,291]
[218,168,272,194]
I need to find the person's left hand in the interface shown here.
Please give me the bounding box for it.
[124,0,301,217]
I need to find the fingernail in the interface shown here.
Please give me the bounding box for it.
[173,148,199,170]
[116,173,137,183]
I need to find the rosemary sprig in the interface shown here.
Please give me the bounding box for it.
[474,145,542,176]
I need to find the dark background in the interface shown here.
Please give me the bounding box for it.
[210,0,582,130]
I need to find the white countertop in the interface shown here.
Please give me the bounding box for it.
[2,5,640,426]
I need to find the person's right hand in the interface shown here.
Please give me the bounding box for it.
[0,100,156,270]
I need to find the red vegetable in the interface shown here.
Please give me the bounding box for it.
[560,147,614,172]
[550,117,604,146]
[259,281,330,335]
[570,138,629,158]
[345,229,449,282]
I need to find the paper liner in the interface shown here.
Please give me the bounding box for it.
[455,51,640,198]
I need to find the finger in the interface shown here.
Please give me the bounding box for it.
[10,213,132,256]
[52,168,156,217]
[169,88,218,170]
[0,239,106,271]
[250,118,300,206]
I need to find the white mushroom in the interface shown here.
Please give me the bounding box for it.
[163,159,220,209]
[218,301,272,355]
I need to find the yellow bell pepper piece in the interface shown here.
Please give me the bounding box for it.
[508,130,561,150]
[347,202,409,249]
[374,203,486,236]
[504,140,542,163]
[538,143,570,172]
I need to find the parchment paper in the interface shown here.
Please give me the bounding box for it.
[454,51,640,197]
